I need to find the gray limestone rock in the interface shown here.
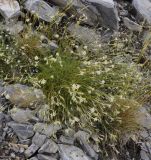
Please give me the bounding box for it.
[7,121,34,140]
[10,108,37,123]
[4,84,45,108]
[32,132,47,147]
[0,0,20,20]
[123,17,142,32]
[24,0,58,22]
[133,0,151,24]
[81,0,119,30]
[37,154,57,160]
[38,139,59,154]
[34,123,62,137]
[74,131,98,160]
[59,144,91,160]
[25,144,39,158]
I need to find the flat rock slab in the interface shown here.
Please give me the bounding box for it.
[4,84,45,108]
[25,144,39,158]
[4,21,24,35]
[136,107,151,129]
[37,154,57,160]
[7,121,34,140]
[81,0,119,30]
[133,0,151,24]
[39,139,58,154]
[49,0,68,7]
[74,130,98,160]
[10,108,36,123]
[32,132,47,147]
[123,17,142,32]
[34,123,62,137]
[59,135,74,145]
[68,24,101,49]
[0,0,20,19]
[59,144,91,160]
[25,0,58,22]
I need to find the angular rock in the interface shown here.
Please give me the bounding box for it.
[123,17,142,32]
[39,139,58,154]
[32,132,47,147]
[59,135,74,145]
[74,130,90,141]
[133,0,151,24]
[49,0,67,7]
[24,0,58,22]
[145,142,151,155]
[4,84,45,108]
[0,85,4,95]
[7,121,34,140]
[139,130,149,139]
[68,24,101,49]
[0,112,5,122]
[20,139,32,146]
[4,21,24,35]
[59,144,91,160]
[34,123,62,137]
[51,0,97,26]
[140,150,150,160]
[10,108,36,123]
[25,144,39,158]
[81,0,119,30]
[29,157,38,160]
[136,107,151,129]
[74,131,98,160]
[49,41,59,54]
[37,154,57,160]
[0,112,5,135]
[0,0,20,20]
[64,128,75,137]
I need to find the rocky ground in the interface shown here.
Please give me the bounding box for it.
[1,0,151,160]
[1,80,151,160]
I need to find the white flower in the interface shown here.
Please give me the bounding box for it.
[102,55,107,60]
[34,56,39,60]
[50,58,56,62]
[70,50,74,54]
[26,18,30,22]
[105,68,110,72]
[111,65,114,68]
[82,51,87,56]
[88,90,92,94]
[44,57,47,61]
[54,34,59,38]
[90,107,95,113]
[83,61,90,65]
[5,94,10,99]
[83,46,88,50]
[98,44,102,47]
[71,117,80,123]
[79,71,85,75]
[109,96,114,102]
[72,84,81,91]
[56,52,59,56]
[75,45,79,49]
[104,60,108,64]
[41,79,47,85]
[101,80,105,84]
[96,71,101,75]
[79,96,86,104]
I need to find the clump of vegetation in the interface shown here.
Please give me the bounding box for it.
[0,22,150,156]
